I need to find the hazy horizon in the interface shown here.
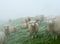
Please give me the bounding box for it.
[0,0,60,21]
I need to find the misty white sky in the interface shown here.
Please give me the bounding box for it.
[0,0,60,21]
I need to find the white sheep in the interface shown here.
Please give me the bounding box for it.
[46,16,60,39]
[24,16,31,23]
[20,20,28,29]
[28,21,39,38]
[35,15,44,21]
[21,17,31,29]
[4,25,16,37]
[0,31,6,44]
[35,15,44,25]
[21,22,28,29]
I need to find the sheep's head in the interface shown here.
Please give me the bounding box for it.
[28,21,37,27]
[46,16,55,25]
[48,20,54,24]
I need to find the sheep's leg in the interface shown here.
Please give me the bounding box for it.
[33,32,36,38]
[55,35,57,40]
[31,35,34,39]
[30,32,34,39]
[14,28,16,32]
[35,34,37,38]
[52,34,57,40]
[3,42,5,44]
[35,32,38,38]
[52,35,55,40]
[3,40,6,44]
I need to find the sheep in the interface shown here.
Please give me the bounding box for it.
[52,16,60,39]
[46,16,60,39]
[24,16,31,23]
[8,26,16,33]
[20,20,28,29]
[4,25,16,37]
[21,17,31,29]
[46,17,55,32]
[0,31,6,44]
[35,15,44,25]
[0,25,16,44]
[28,21,39,38]
[35,15,44,21]
[21,22,28,29]
[4,26,10,37]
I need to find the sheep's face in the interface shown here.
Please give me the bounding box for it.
[46,17,54,24]
[31,23,35,27]
[28,21,36,27]
[46,16,55,24]
[48,20,53,24]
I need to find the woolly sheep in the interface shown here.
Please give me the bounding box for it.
[0,31,6,44]
[4,25,16,37]
[46,16,60,39]
[28,21,39,38]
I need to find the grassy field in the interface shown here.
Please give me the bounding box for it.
[0,18,60,44]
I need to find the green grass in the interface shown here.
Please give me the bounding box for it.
[0,18,60,44]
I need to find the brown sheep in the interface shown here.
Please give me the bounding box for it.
[28,21,39,38]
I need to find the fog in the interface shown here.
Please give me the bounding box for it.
[0,0,60,21]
